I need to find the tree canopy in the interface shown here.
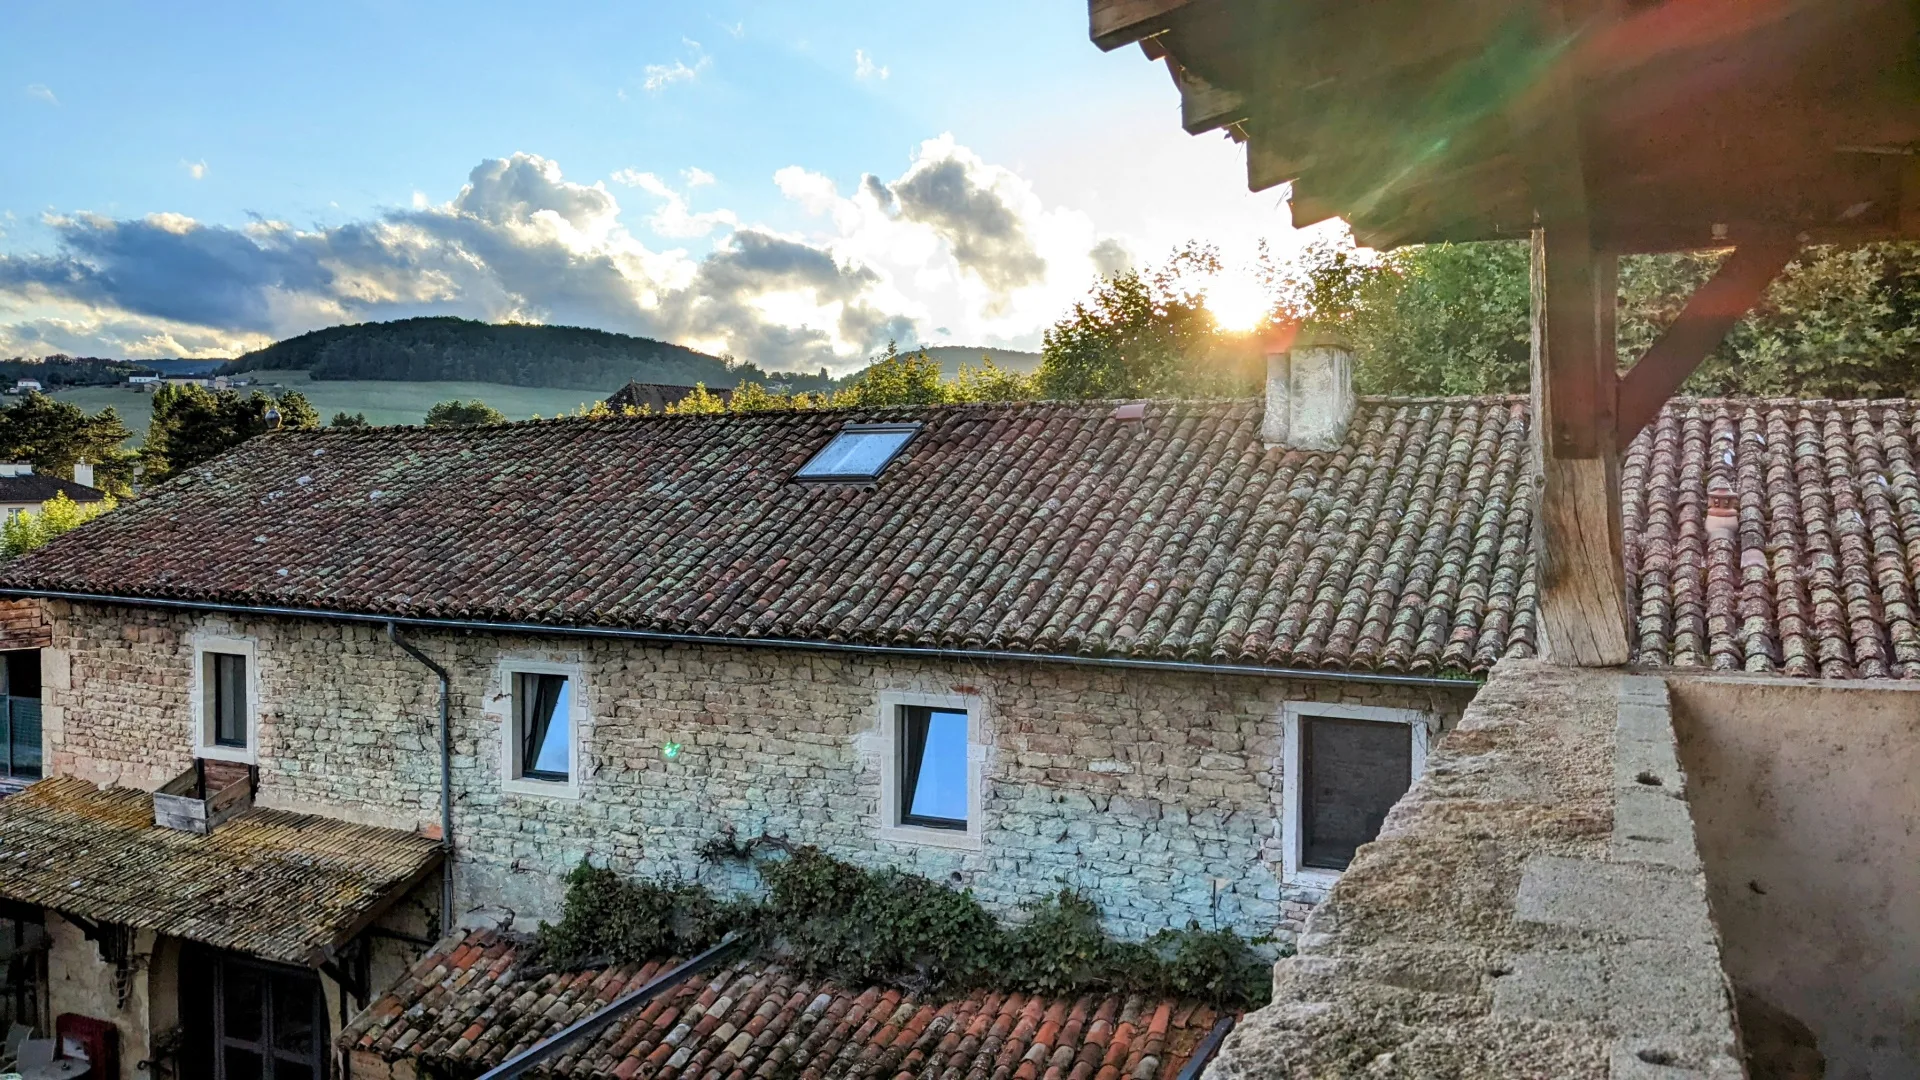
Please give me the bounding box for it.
[143,384,321,482]
[424,399,508,427]
[0,392,138,493]
[1,491,115,559]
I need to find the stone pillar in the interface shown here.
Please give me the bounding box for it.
[1263,335,1354,451]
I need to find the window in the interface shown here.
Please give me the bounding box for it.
[1,650,39,781]
[898,706,969,830]
[209,954,326,1080]
[1281,702,1430,885]
[496,659,583,797]
[211,653,248,748]
[194,638,257,764]
[876,691,983,848]
[795,423,920,481]
[513,672,572,783]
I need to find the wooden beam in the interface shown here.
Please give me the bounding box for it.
[1170,60,1245,134]
[1090,0,1195,51]
[1615,242,1796,449]
[1532,224,1632,667]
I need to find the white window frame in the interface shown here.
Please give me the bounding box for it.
[492,657,585,800]
[1280,700,1433,890]
[874,690,985,850]
[191,635,260,765]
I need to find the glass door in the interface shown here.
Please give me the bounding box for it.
[212,956,325,1080]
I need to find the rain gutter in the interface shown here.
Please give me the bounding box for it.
[0,589,1483,690]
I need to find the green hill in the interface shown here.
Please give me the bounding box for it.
[227,316,834,392]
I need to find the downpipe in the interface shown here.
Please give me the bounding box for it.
[386,622,454,937]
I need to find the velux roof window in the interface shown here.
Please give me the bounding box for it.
[795,423,920,482]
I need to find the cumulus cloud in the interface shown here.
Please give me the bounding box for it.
[0,153,916,370]
[1089,237,1134,277]
[610,169,737,238]
[182,160,208,180]
[24,84,56,105]
[0,140,1144,367]
[853,49,889,80]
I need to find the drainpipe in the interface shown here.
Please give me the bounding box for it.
[386,622,454,936]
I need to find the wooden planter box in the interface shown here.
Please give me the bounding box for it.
[153,759,255,834]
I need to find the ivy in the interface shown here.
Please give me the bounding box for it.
[534,842,1275,1008]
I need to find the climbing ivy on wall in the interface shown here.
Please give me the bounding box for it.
[534,840,1276,1008]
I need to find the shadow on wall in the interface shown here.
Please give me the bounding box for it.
[1669,674,1920,1080]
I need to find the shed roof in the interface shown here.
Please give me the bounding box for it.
[0,778,440,965]
[0,473,107,505]
[341,929,1228,1079]
[4,396,1920,678]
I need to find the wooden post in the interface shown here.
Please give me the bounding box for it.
[1531,222,1631,666]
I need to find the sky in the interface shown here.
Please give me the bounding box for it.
[0,1,1323,374]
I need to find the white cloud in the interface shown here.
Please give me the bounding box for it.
[182,159,208,180]
[0,139,1205,368]
[610,169,737,238]
[853,49,889,81]
[643,40,710,91]
[23,84,56,105]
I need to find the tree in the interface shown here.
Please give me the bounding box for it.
[0,392,138,492]
[662,384,728,415]
[330,411,370,429]
[835,344,950,406]
[1,492,115,559]
[423,399,508,427]
[1035,245,1258,400]
[143,384,322,482]
[949,359,1038,403]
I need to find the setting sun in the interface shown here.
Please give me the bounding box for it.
[1205,275,1270,333]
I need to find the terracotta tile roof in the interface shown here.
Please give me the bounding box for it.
[0,777,440,964]
[4,395,1920,678]
[341,929,1228,1079]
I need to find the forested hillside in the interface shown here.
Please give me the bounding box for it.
[226,317,833,391]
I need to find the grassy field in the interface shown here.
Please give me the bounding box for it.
[51,371,623,441]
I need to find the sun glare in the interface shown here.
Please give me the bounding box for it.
[1206,275,1269,333]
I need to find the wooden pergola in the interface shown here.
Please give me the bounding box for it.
[1093,0,1920,665]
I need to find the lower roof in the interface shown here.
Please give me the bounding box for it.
[0,778,440,965]
[342,928,1228,1079]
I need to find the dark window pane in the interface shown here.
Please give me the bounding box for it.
[515,673,570,781]
[274,1062,314,1080]
[900,707,968,828]
[1302,716,1412,870]
[796,428,916,479]
[213,653,248,748]
[4,651,40,698]
[271,974,318,1057]
[9,697,40,779]
[222,1047,264,1080]
[222,966,263,1043]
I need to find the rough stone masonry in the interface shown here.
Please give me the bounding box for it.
[40,600,1471,944]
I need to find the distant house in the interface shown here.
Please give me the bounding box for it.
[0,463,106,523]
[603,380,731,412]
[161,376,212,389]
[127,374,160,389]
[10,380,41,395]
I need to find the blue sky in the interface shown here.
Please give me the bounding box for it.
[1,1,1314,370]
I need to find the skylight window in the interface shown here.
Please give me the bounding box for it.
[795,423,920,481]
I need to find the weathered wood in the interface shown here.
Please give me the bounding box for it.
[1531,223,1632,667]
[1090,0,1195,50]
[1615,242,1796,449]
[1167,60,1244,134]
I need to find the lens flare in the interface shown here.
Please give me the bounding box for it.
[1206,275,1269,333]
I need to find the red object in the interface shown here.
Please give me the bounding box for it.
[55,1014,118,1078]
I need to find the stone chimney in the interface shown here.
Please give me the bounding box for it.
[1262,330,1355,450]
[73,461,94,489]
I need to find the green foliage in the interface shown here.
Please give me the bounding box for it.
[1038,246,1238,400]
[662,383,730,415]
[142,384,321,482]
[329,411,370,429]
[0,392,138,493]
[1343,240,1533,395]
[835,343,951,406]
[422,398,508,427]
[227,315,836,394]
[535,843,1272,1008]
[948,359,1038,403]
[1,492,116,559]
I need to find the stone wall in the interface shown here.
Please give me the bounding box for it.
[1204,662,1744,1079]
[41,601,1471,944]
